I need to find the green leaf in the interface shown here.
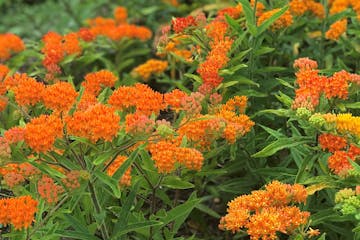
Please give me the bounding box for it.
[94,171,121,198]
[195,203,221,218]
[112,182,140,236]
[257,6,289,36]
[344,102,360,109]
[55,230,100,240]
[236,0,257,36]
[225,14,243,34]
[111,221,163,238]
[162,176,195,189]
[184,73,202,84]
[252,136,313,158]
[254,47,275,56]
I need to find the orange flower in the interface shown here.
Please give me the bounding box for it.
[38,175,64,204]
[221,96,248,114]
[42,81,78,112]
[106,156,132,186]
[4,126,26,143]
[325,18,347,40]
[77,27,95,42]
[172,16,197,33]
[328,150,353,175]
[62,170,81,190]
[77,91,98,111]
[197,37,233,88]
[0,33,25,61]
[293,57,318,70]
[258,9,293,30]
[220,181,310,238]
[24,114,63,153]
[164,89,187,111]
[318,133,348,153]
[109,84,166,116]
[290,0,325,18]
[329,0,350,14]
[324,70,350,99]
[82,70,117,95]
[217,4,243,20]
[66,104,120,142]
[63,32,82,56]
[13,75,45,106]
[148,140,177,173]
[0,195,38,230]
[0,64,10,80]
[114,6,128,23]
[132,59,168,81]
[175,147,204,171]
[125,112,155,135]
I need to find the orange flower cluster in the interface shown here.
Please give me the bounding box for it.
[329,0,360,17]
[24,114,63,153]
[125,112,155,135]
[87,6,152,41]
[0,33,25,61]
[159,36,193,61]
[0,64,9,80]
[0,195,38,230]
[328,144,360,176]
[0,136,10,161]
[38,175,64,204]
[106,155,132,186]
[178,115,225,148]
[178,95,253,146]
[325,19,347,41]
[217,4,243,20]
[197,36,233,89]
[132,59,168,81]
[218,96,254,143]
[219,181,309,239]
[172,16,197,33]
[0,162,39,177]
[114,6,127,24]
[108,83,166,116]
[164,89,187,112]
[66,104,120,142]
[292,58,355,110]
[62,170,81,190]
[42,81,78,112]
[258,9,293,31]
[82,69,117,95]
[289,0,325,18]
[41,31,82,74]
[319,133,347,153]
[9,73,45,106]
[148,140,204,173]
[4,126,25,144]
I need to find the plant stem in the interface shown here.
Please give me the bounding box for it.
[88,181,110,239]
[27,196,69,240]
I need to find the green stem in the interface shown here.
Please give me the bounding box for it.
[88,181,110,239]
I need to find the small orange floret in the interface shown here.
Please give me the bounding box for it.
[82,70,117,95]
[132,59,168,81]
[24,114,63,153]
[106,156,132,186]
[258,9,293,30]
[318,133,347,152]
[0,33,25,61]
[114,6,128,23]
[66,104,120,142]
[38,175,64,204]
[0,195,38,230]
[325,18,347,41]
[42,81,78,112]
[13,75,45,106]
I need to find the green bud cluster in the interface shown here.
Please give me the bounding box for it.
[309,114,326,128]
[335,188,355,203]
[296,107,312,119]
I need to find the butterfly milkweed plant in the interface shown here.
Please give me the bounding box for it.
[0,0,360,239]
